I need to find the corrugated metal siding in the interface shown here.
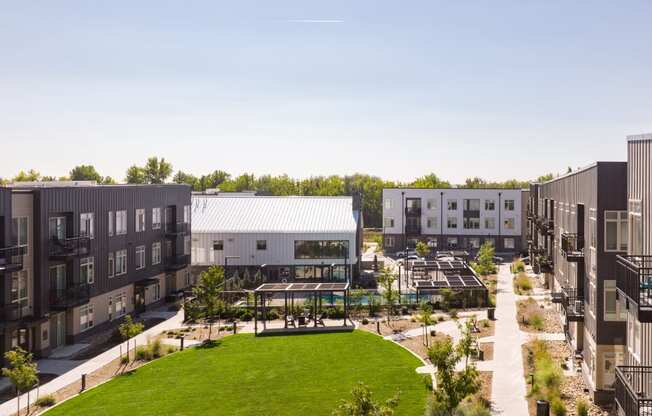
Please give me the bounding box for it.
[191,196,357,234]
[31,185,191,316]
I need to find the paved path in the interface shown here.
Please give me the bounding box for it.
[491,264,529,415]
[0,309,185,416]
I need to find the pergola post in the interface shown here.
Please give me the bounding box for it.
[263,293,267,330]
[343,289,348,327]
[284,292,288,329]
[254,292,258,336]
[314,291,318,328]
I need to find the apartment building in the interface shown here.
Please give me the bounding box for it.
[0,182,191,359]
[529,162,628,404]
[190,193,362,284]
[615,134,652,415]
[382,188,528,255]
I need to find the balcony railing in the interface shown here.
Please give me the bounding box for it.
[615,366,652,416]
[49,236,91,259]
[0,245,27,273]
[165,254,190,272]
[561,287,584,322]
[533,254,554,274]
[536,216,554,235]
[405,207,422,217]
[165,222,190,236]
[561,233,584,263]
[0,302,27,322]
[405,225,422,235]
[617,255,652,322]
[50,283,90,310]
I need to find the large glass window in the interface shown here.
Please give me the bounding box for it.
[463,199,480,211]
[463,217,480,229]
[505,200,515,211]
[80,257,95,284]
[484,217,496,229]
[116,249,127,275]
[49,217,66,239]
[116,210,127,235]
[12,217,28,253]
[80,304,94,332]
[152,207,162,230]
[11,270,28,304]
[447,217,458,229]
[135,209,146,232]
[383,217,394,228]
[80,213,94,239]
[135,246,146,270]
[447,200,458,211]
[294,240,349,259]
[484,200,495,211]
[605,211,628,252]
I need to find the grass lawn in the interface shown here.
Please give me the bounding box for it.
[44,330,428,416]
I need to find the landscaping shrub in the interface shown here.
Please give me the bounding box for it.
[151,339,163,359]
[361,318,369,325]
[240,310,253,321]
[551,397,567,416]
[326,307,345,319]
[576,399,589,416]
[512,260,526,273]
[437,316,445,322]
[166,345,176,355]
[530,313,544,331]
[35,395,56,407]
[514,273,532,294]
[450,309,458,320]
[480,320,490,328]
[135,346,151,361]
[266,310,280,320]
[121,355,130,365]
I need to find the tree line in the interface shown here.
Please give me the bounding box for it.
[0,157,554,228]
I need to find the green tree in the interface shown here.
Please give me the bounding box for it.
[410,173,451,189]
[192,265,226,341]
[461,177,488,189]
[219,173,257,192]
[456,318,478,368]
[470,242,496,276]
[125,165,146,184]
[118,315,144,362]
[377,267,399,326]
[333,382,400,416]
[173,171,200,191]
[415,241,430,258]
[2,347,38,416]
[143,157,173,184]
[12,169,41,182]
[69,165,103,182]
[427,338,481,413]
[0,177,7,186]
[416,302,435,347]
[536,173,554,183]
[102,176,117,185]
[200,170,230,190]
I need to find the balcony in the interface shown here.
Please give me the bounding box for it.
[49,236,91,260]
[165,222,189,236]
[527,206,536,221]
[561,233,585,263]
[50,283,90,310]
[615,366,652,416]
[617,255,652,322]
[404,207,422,217]
[0,303,25,322]
[560,287,584,322]
[536,216,554,235]
[165,254,190,272]
[0,245,27,273]
[405,225,422,235]
[533,254,554,274]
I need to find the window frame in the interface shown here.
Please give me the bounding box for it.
[152,242,162,265]
[135,245,146,270]
[256,240,267,251]
[135,208,146,233]
[80,212,95,239]
[604,210,628,252]
[116,210,127,235]
[80,256,95,284]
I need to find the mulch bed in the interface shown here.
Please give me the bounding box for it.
[517,298,563,334]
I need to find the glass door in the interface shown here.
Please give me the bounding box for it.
[49,217,66,240]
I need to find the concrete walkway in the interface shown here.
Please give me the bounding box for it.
[0,309,185,416]
[491,264,529,415]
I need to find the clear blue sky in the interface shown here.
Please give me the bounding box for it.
[1,1,650,184]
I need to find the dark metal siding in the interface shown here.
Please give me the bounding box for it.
[27,185,191,316]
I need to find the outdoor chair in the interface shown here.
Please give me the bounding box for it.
[286,315,296,328]
[316,313,326,327]
[297,315,307,327]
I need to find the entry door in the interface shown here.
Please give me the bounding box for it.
[50,313,66,348]
[49,217,66,239]
[135,288,146,314]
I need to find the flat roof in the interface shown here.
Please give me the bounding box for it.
[414,274,485,290]
[254,282,350,293]
[412,260,468,271]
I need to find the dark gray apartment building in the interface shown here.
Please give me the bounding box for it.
[615,134,652,416]
[0,182,191,359]
[528,162,628,404]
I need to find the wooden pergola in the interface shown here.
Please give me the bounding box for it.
[253,282,350,336]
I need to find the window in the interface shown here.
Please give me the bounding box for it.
[184,205,191,223]
[384,199,392,210]
[294,240,349,259]
[257,240,267,250]
[504,200,515,211]
[468,238,480,249]
[108,253,115,278]
[80,257,95,284]
[630,200,643,254]
[49,216,66,239]
[152,242,162,265]
[136,246,146,270]
[447,200,458,210]
[427,239,438,248]
[463,217,480,229]
[184,236,191,255]
[589,209,597,249]
[10,271,28,304]
[12,217,28,253]
[152,207,162,229]
[385,236,395,248]
[604,280,627,321]
[213,240,224,251]
[427,217,438,229]
[485,200,495,211]
[447,217,458,229]
[80,304,94,332]
[383,217,395,228]
[116,249,127,275]
[447,237,458,248]
[504,218,515,230]
[154,283,161,301]
[80,213,94,239]
[50,265,66,291]
[114,293,126,319]
[605,211,628,252]
[116,210,127,235]
[426,199,437,210]
[628,313,641,360]
[135,209,146,232]
[108,211,114,237]
[484,217,496,229]
[463,199,480,211]
[504,238,515,249]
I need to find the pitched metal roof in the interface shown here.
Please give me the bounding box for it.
[191,195,358,234]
